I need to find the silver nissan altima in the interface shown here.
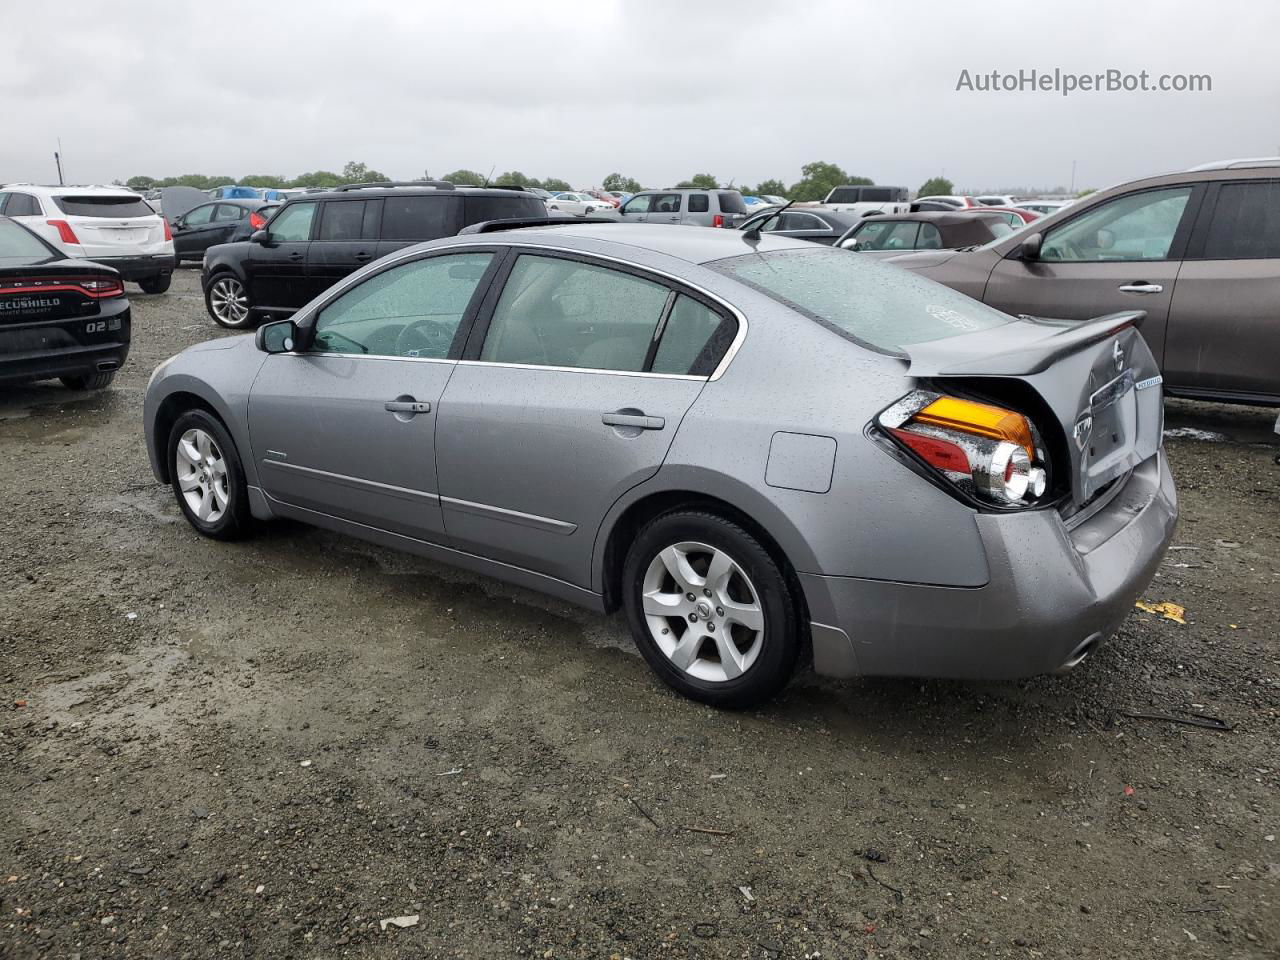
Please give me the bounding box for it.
[144,222,1176,707]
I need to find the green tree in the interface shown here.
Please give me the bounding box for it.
[541,177,573,192]
[341,161,389,183]
[289,170,344,188]
[753,179,787,197]
[441,169,486,186]
[495,170,542,188]
[673,173,719,190]
[126,175,157,191]
[240,174,286,188]
[602,173,642,193]
[917,176,954,197]
[788,162,870,202]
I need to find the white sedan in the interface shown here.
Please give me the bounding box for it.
[546,192,613,216]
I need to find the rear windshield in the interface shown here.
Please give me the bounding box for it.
[710,247,1011,354]
[714,191,747,214]
[54,195,155,218]
[0,219,55,260]
[463,195,547,224]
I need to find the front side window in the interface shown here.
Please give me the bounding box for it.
[1040,186,1192,262]
[268,202,317,242]
[481,255,670,371]
[313,252,494,358]
[851,220,920,251]
[1200,180,1280,259]
[711,247,1011,355]
[318,200,366,241]
[623,195,651,214]
[688,194,710,213]
[184,204,216,226]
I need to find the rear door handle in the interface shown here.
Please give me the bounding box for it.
[354,252,373,262]
[385,400,431,414]
[602,412,665,430]
[1118,283,1163,294]
[288,252,304,261]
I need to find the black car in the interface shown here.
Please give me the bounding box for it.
[0,217,130,390]
[199,182,549,328]
[736,207,863,245]
[170,199,278,262]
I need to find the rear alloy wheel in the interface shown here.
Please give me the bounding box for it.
[60,371,115,390]
[167,410,251,539]
[622,510,801,708]
[206,275,252,328]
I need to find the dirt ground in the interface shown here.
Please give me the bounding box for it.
[2,267,1277,960]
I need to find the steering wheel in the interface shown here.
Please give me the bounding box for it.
[395,318,455,358]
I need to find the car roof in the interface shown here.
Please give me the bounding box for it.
[444,222,814,264]
[297,185,542,201]
[2,183,142,197]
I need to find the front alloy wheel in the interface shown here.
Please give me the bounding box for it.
[207,275,251,328]
[167,410,251,539]
[175,428,229,524]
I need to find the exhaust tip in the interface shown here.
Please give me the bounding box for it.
[1056,633,1102,674]
[96,360,120,372]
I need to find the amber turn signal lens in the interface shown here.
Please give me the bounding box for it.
[912,397,1035,458]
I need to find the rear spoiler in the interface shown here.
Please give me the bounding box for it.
[458,217,616,235]
[904,310,1146,377]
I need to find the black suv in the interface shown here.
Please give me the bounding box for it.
[200,182,547,328]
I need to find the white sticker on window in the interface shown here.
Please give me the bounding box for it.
[925,304,981,331]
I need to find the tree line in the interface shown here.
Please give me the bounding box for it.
[124,160,962,200]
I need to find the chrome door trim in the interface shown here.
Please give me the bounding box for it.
[261,458,440,503]
[289,239,749,381]
[440,495,577,535]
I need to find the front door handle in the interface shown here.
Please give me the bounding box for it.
[602,412,665,430]
[1118,282,1163,294]
[288,252,304,261]
[385,400,431,414]
[354,251,373,262]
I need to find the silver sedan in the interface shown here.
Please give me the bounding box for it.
[144,223,1176,707]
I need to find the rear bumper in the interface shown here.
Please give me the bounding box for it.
[803,452,1177,679]
[87,254,175,281]
[0,304,131,384]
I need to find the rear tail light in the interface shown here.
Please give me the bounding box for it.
[47,219,80,245]
[712,214,725,228]
[162,218,172,241]
[879,391,1048,507]
[79,277,125,298]
[0,275,123,299]
[249,211,267,230]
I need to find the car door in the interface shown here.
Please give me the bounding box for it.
[246,249,501,541]
[982,185,1202,370]
[647,193,683,225]
[619,193,651,222]
[434,250,737,587]
[307,199,377,301]
[245,200,318,310]
[210,203,248,247]
[1164,178,1280,400]
[170,202,218,258]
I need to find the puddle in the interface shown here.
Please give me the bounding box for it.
[1163,426,1230,442]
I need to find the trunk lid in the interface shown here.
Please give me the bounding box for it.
[0,262,114,323]
[903,311,1163,507]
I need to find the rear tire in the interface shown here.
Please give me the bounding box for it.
[60,371,115,390]
[139,274,172,294]
[167,409,252,540]
[205,273,253,329]
[622,509,801,708]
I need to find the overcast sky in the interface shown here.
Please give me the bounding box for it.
[3,0,1277,193]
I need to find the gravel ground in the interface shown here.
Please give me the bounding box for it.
[2,267,1277,959]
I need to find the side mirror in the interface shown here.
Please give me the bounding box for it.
[256,319,297,354]
[1018,232,1043,260]
[840,237,861,251]
[250,229,270,245]
[171,217,184,230]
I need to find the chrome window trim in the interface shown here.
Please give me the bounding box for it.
[290,238,749,380]
[454,359,705,381]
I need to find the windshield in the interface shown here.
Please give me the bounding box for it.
[0,218,55,260]
[710,247,1012,354]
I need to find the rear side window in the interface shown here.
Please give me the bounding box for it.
[380,196,461,241]
[3,193,41,217]
[715,192,747,214]
[649,193,682,213]
[826,188,862,203]
[318,200,367,241]
[1201,181,1280,259]
[711,247,1011,355]
[214,204,244,222]
[651,295,736,376]
[54,195,154,218]
[462,195,547,224]
[688,194,709,213]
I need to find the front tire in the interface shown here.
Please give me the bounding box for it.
[139,274,172,294]
[205,274,253,329]
[167,410,251,540]
[60,371,115,390]
[622,510,801,708]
